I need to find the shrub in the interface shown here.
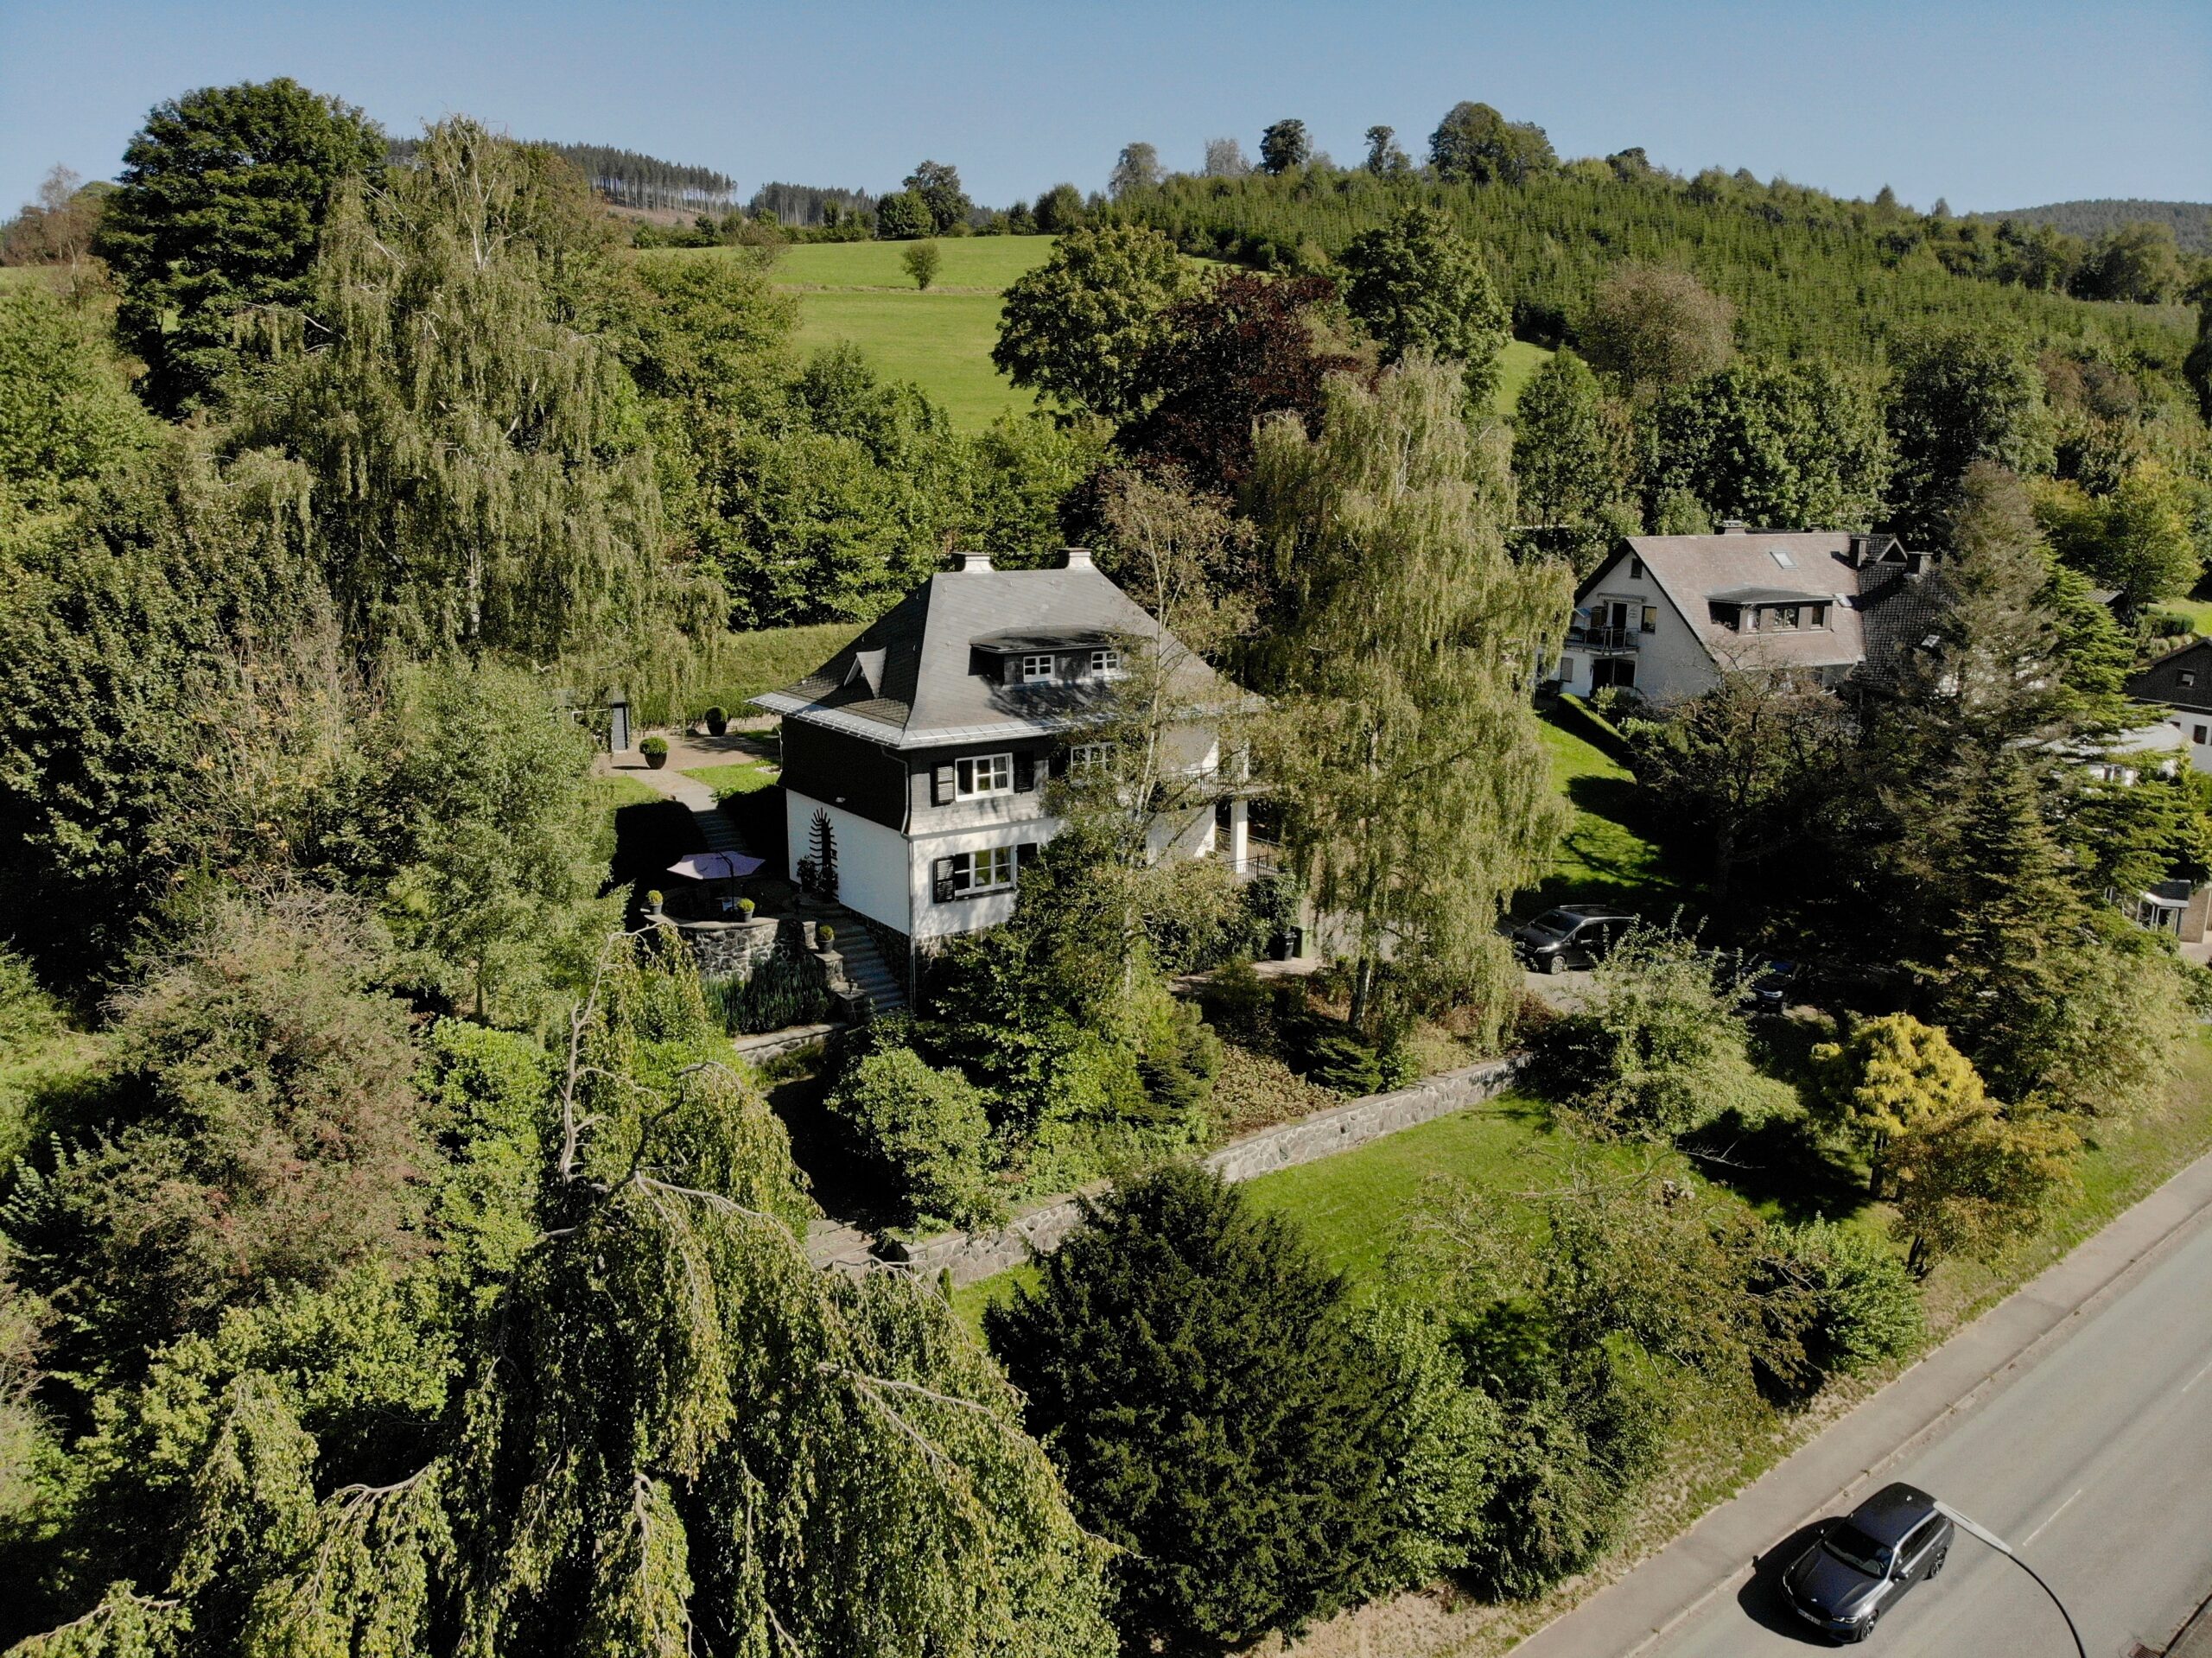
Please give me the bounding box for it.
[986,1166,1403,1655]
[825,1046,1001,1230]
[639,735,669,759]
[1752,1219,1924,1403]
[1303,1030,1383,1097]
[702,704,728,734]
[1351,1305,1501,1594]
[1539,925,1786,1139]
[1134,996,1221,1118]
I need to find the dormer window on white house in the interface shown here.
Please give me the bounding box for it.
[1090,647,1122,677]
[1020,653,1058,683]
[956,753,1014,798]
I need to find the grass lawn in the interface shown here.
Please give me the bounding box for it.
[1495,339,1554,410]
[682,760,778,799]
[790,289,1037,429]
[1522,698,1680,918]
[771,237,1059,292]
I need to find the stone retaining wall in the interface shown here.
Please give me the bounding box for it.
[890,1055,1526,1286]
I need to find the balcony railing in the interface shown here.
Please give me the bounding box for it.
[1568,624,1640,651]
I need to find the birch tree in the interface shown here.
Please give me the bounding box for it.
[1249,358,1570,1036]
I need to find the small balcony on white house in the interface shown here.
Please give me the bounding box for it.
[1567,598,1657,652]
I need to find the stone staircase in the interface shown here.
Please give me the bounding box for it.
[685,792,907,1017]
[818,904,907,1015]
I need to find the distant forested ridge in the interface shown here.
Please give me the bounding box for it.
[1109,168,2197,381]
[750,181,880,227]
[387,135,734,211]
[1973,199,2212,254]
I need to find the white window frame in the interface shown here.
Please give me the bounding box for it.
[1070,741,1116,777]
[955,753,1014,799]
[949,846,1017,896]
[1089,647,1122,677]
[1020,653,1058,683]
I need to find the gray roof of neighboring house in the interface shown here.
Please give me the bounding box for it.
[751,556,1224,751]
[1600,532,1875,672]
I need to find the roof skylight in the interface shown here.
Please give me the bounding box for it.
[1770,548,1797,569]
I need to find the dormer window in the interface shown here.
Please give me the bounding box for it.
[1020,653,1058,683]
[1090,648,1122,677]
[1709,602,1742,632]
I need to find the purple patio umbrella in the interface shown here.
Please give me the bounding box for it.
[667,852,765,882]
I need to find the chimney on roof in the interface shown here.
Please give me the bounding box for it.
[1719,518,1751,535]
[1061,546,1094,570]
[950,549,994,574]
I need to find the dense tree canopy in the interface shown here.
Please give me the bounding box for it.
[1643,359,1893,531]
[1338,206,1509,399]
[1427,101,1556,185]
[994,224,1197,418]
[99,78,385,415]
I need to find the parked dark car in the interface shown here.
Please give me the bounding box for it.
[1742,956,1802,1014]
[1782,1482,1952,1642]
[1510,906,1639,975]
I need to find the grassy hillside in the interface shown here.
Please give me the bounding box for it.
[648,237,1546,429]
[772,237,1058,292]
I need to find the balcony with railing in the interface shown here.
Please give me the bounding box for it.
[1567,622,1640,651]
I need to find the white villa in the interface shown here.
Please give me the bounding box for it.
[1557,524,1941,704]
[751,549,1250,975]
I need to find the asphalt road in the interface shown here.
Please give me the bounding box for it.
[1653,1213,2212,1656]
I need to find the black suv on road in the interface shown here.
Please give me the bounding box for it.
[1510,907,1638,975]
[1782,1482,1953,1642]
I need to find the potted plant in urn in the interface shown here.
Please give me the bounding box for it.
[702,705,728,736]
[738,897,756,920]
[640,735,669,770]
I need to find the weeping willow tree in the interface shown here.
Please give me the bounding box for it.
[9,937,1115,1658]
[251,118,715,670]
[1249,358,1571,1038]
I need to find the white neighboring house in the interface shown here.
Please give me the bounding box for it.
[2126,638,2212,774]
[750,548,1249,973]
[1556,524,1941,705]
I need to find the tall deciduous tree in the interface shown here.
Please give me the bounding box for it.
[1258,118,1312,175]
[1119,270,1356,488]
[1249,358,1568,1036]
[1109,143,1163,199]
[1511,346,1629,571]
[250,119,690,664]
[987,1165,1402,1656]
[994,223,1196,418]
[98,78,385,415]
[903,160,972,235]
[1578,265,1736,398]
[1338,206,1508,400]
[1427,101,1555,184]
[1642,359,1893,531]
[2033,462,2202,602]
[1886,328,2055,544]
[1362,125,1411,175]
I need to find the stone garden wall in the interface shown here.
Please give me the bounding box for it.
[890,1055,1527,1286]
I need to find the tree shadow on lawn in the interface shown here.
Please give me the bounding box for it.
[1679,1109,1870,1224]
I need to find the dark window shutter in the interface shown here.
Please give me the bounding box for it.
[931,858,956,903]
[932,763,956,804]
[1014,753,1036,791]
[1016,842,1039,875]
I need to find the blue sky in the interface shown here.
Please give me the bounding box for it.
[3,0,2207,217]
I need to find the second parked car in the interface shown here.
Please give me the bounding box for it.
[1510,906,1639,975]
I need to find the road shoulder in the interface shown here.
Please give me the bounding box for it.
[1510,1147,2212,1658]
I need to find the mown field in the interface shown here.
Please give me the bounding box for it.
[639,238,1549,431]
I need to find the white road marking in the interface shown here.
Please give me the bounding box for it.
[2020,1486,2083,1547]
[2182,1356,2212,1394]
